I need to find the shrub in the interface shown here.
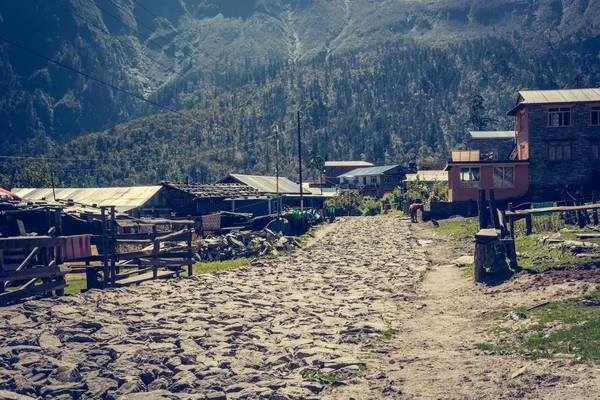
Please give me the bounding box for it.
[359,198,382,216]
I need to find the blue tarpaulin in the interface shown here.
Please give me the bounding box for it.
[531,201,555,216]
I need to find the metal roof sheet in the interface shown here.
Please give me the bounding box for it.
[469,131,515,139]
[13,186,163,213]
[219,174,311,195]
[519,88,600,104]
[338,165,401,178]
[324,161,374,167]
[165,182,260,198]
[404,170,447,182]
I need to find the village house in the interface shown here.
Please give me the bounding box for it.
[323,161,374,187]
[466,131,515,160]
[338,165,405,197]
[446,88,600,203]
[507,88,600,200]
[161,182,280,217]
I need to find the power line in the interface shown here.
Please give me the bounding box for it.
[0,133,279,164]
[0,35,205,127]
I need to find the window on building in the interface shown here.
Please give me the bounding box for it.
[593,144,599,159]
[548,142,572,160]
[548,107,572,127]
[371,177,377,184]
[493,167,515,188]
[383,176,393,184]
[592,106,600,126]
[459,167,480,188]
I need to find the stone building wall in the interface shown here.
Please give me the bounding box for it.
[527,103,600,200]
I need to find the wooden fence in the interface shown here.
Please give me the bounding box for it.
[69,206,195,290]
[0,205,196,305]
[0,209,70,306]
[473,188,600,282]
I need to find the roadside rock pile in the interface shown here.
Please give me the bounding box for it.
[195,229,301,261]
[539,234,600,255]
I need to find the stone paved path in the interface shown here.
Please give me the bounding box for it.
[0,217,429,399]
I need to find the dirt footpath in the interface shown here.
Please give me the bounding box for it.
[1,216,599,400]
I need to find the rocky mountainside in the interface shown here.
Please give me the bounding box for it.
[1,0,600,185]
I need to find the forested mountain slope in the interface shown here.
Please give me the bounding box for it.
[1,0,600,186]
[8,36,597,188]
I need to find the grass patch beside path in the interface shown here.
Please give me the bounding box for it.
[64,278,87,295]
[434,219,479,240]
[193,258,251,275]
[514,234,594,271]
[478,287,600,361]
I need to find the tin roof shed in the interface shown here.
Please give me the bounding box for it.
[12,186,166,213]
[217,174,311,195]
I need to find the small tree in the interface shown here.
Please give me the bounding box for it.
[405,176,428,201]
[463,92,498,131]
[305,150,325,184]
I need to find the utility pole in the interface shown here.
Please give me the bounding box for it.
[297,110,304,227]
[274,124,281,224]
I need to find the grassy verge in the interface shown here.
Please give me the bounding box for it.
[64,278,87,295]
[434,219,479,240]
[386,210,407,218]
[477,287,600,361]
[513,234,595,271]
[192,258,251,275]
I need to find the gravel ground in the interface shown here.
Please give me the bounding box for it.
[0,216,429,399]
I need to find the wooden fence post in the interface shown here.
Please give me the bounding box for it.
[54,209,65,296]
[152,225,159,280]
[525,215,533,235]
[577,188,586,228]
[101,207,109,289]
[0,250,4,294]
[187,228,193,277]
[488,189,501,230]
[593,191,598,225]
[478,189,488,229]
[474,241,486,282]
[507,202,515,239]
[110,206,117,287]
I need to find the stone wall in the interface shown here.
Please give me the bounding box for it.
[527,104,600,200]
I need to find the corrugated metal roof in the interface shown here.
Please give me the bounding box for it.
[508,88,600,115]
[404,170,447,182]
[519,88,600,104]
[219,174,311,195]
[469,131,515,139]
[324,161,374,167]
[13,186,163,213]
[165,182,260,198]
[338,165,400,178]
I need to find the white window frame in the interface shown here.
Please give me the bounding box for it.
[548,142,572,161]
[493,166,515,188]
[459,167,481,188]
[547,106,572,127]
[591,106,600,126]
